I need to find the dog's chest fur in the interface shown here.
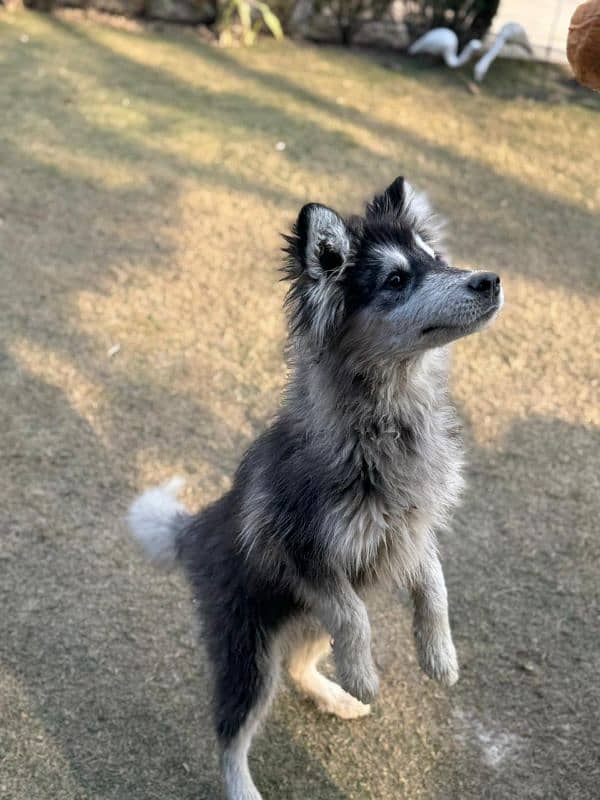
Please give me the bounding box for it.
[322,354,465,581]
[239,349,464,587]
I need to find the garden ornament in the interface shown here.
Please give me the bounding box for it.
[474,22,534,82]
[408,27,482,68]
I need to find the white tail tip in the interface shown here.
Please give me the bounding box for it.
[128,477,187,567]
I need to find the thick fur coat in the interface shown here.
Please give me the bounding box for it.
[128,176,503,800]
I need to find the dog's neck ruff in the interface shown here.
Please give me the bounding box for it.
[291,345,451,444]
[281,343,463,582]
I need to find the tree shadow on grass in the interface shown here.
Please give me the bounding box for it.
[3,338,599,799]
[425,413,600,799]
[184,43,598,296]
[1,12,597,311]
[41,16,599,295]
[0,351,351,799]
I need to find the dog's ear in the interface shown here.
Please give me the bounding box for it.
[282,203,351,350]
[366,176,406,220]
[367,176,433,225]
[366,176,440,244]
[285,203,351,280]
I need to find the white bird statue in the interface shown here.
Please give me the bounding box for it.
[474,22,534,82]
[408,27,483,68]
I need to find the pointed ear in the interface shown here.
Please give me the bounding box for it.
[366,176,439,242]
[366,176,406,219]
[287,203,351,279]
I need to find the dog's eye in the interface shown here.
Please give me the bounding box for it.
[385,271,410,291]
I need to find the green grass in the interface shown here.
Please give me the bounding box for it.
[1,7,599,800]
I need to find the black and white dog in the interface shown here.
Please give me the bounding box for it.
[128,177,503,800]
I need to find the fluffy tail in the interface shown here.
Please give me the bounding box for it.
[127,477,191,568]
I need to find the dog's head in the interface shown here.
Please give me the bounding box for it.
[283,176,503,366]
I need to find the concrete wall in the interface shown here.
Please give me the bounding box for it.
[493,0,580,62]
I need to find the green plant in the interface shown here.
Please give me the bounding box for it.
[264,0,298,32]
[402,0,501,47]
[218,0,284,45]
[314,0,393,45]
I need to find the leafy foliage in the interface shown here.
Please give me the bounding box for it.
[402,0,501,47]
[265,0,299,31]
[218,0,284,44]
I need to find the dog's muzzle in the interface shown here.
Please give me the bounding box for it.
[467,271,501,302]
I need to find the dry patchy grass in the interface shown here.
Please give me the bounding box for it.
[1,8,599,800]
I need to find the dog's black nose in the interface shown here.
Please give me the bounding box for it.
[468,271,501,298]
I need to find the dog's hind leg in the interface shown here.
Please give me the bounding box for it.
[288,628,371,720]
[215,627,281,800]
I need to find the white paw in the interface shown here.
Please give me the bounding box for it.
[317,682,372,719]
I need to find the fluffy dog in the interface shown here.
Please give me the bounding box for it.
[128,176,503,800]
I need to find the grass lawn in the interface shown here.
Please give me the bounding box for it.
[1,7,599,799]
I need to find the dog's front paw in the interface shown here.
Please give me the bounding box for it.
[416,633,459,687]
[337,658,380,704]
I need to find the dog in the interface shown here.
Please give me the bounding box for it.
[128,176,503,800]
